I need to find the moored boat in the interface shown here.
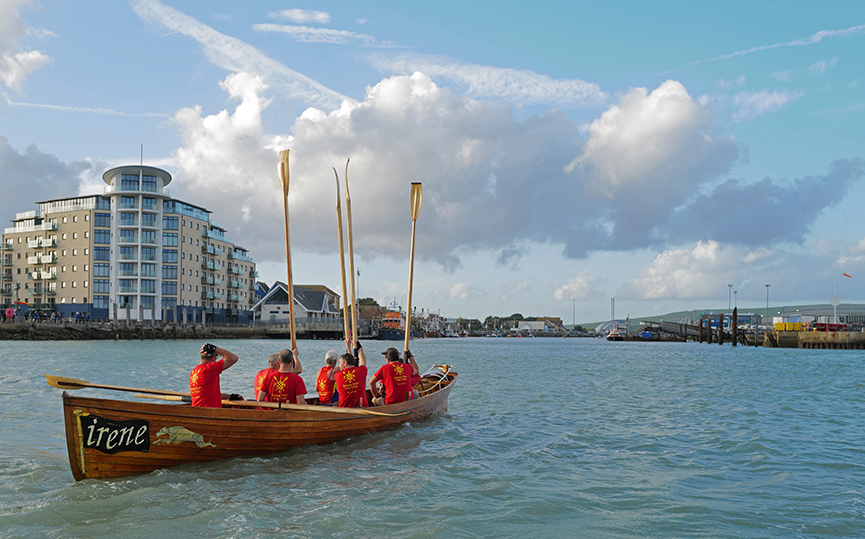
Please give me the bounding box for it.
[55,366,457,480]
[377,310,406,340]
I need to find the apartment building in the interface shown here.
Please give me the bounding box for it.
[1,165,257,322]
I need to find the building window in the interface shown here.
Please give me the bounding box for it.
[94,247,110,260]
[84,265,88,272]
[93,295,109,309]
[142,175,157,192]
[119,263,136,276]
[121,174,139,191]
[121,196,136,209]
[62,233,67,240]
[73,216,78,223]
[72,266,77,272]
[163,216,178,230]
[141,214,157,228]
[93,279,109,293]
[141,247,156,261]
[94,230,110,244]
[120,229,136,243]
[162,281,177,295]
[72,249,77,256]
[141,280,156,294]
[61,266,66,272]
[84,249,89,255]
[162,249,178,263]
[120,246,135,260]
[141,296,155,309]
[162,297,177,309]
[162,265,177,279]
[142,197,157,211]
[141,230,156,245]
[163,233,178,247]
[141,263,156,277]
[84,232,89,238]
[62,250,67,256]
[72,233,78,240]
[94,263,109,277]
[85,214,89,222]
[62,217,67,223]
[72,281,77,288]
[94,213,110,227]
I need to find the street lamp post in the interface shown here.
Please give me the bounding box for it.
[765,284,771,330]
[728,284,732,315]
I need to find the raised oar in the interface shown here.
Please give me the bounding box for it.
[133,393,410,417]
[46,375,187,397]
[404,182,423,354]
[334,167,350,341]
[278,149,297,349]
[344,158,359,353]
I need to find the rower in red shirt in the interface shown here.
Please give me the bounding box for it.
[369,347,418,406]
[316,350,339,405]
[190,343,239,408]
[328,339,368,408]
[254,353,279,397]
[256,348,307,405]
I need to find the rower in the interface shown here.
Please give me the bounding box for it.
[328,339,368,408]
[189,343,239,408]
[253,353,279,398]
[256,348,307,405]
[369,347,417,406]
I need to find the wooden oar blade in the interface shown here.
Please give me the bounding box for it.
[278,149,290,197]
[410,182,423,220]
[46,374,87,390]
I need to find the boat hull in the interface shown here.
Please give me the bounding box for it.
[61,372,456,480]
[377,328,405,340]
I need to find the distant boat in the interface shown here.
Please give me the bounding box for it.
[377,311,406,341]
[606,326,624,341]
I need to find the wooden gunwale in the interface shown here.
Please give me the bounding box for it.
[62,372,456,481]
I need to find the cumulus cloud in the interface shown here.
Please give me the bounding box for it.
[0,0,53,91]
[367,53,606,107]
[268,9,330,24]
[619,241,775,300]
[449,282,488,300]
[132,0,350,110]
[731,89,803,122]
[501,280,531,300]
[564,80,739,252]
[553,271,607,301]
[495,244,528,268]
[0,137,91,223]
[667,158,864,247]
[253,23,398,47]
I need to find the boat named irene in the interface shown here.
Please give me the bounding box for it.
[56,366,456,480]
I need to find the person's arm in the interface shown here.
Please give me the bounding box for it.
[327,363,341,381]
[290,348,302,374]
[369,374,381,398]
[296,394,306,405]
[357,342,366,367]
[405,350,419,376]
[344,338,352,354]
[216,347,239,369]
[256,389,266,401]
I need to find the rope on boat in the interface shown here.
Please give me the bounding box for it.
[417,364,452,397]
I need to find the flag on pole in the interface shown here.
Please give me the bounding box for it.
[844,273,852,278]
[15,300,31,306]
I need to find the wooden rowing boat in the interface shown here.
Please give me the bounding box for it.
[59,367,457,480]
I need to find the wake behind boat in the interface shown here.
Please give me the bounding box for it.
[51,366,456,480]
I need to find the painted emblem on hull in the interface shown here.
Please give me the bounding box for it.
[152,426,216,448]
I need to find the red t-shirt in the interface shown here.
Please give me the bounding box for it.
[374,362,413,405]
[317,366,336,404]
[260,371,307,404]
[254,368,276,396]
[190,360,225,408]
[336,365,367,408]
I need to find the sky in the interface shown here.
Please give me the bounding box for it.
[2,0,865,324]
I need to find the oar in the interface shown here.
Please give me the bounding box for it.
[278,149,297,349]
[344,158,359,353]
[133,393,409,417]
[46,374,188,397]
[404,182,423,354]
[334,167,350,341]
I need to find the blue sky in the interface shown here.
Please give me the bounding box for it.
[2,0,865,323]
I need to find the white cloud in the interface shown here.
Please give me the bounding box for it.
[719,75,746,89]
[253,23,398,47]
[553,271,607,301]
[449,282,488,300]
[3,92,169,117]
[132,0,350,110]
[809,58,838,75]
[268,9,330,24]
[0,0,53,91]
[732,89,804,122]
[771,70,791,82]
[501,280,531,300]
[367,53,606,107]
[713,24,865,62]
[619,241,774,300]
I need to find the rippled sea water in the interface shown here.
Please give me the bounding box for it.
[1,337,863,538]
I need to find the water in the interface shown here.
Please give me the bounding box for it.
[1,338,863,538]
